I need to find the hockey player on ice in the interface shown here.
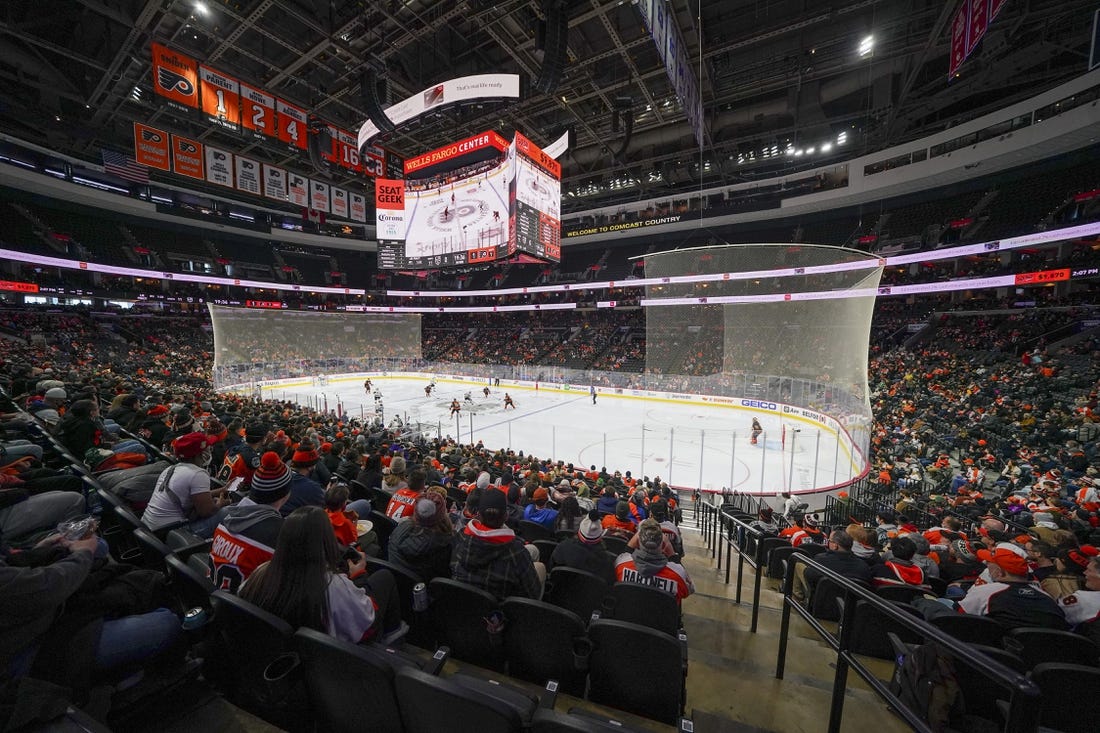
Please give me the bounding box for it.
[450,399,461,417]
[464,391,473,405]
[503,393,516,410]
[482,386,491,398]
[750,418,763,445]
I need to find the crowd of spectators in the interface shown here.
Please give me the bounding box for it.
[0,280,1098,728]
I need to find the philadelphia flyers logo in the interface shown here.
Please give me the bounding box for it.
[141,129,163,143]
[157,67,194,96]
[177,140,197,153]
[213,151,226,161]
[242,161,254,170]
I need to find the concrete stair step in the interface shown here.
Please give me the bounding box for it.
[673,512,911,733]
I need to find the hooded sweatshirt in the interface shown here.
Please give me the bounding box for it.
[388,521,453,581]
[209,498,283,592]
[614,547,694,603]
[450,520,541,600]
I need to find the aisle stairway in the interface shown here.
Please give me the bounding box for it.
[674,497,912,733]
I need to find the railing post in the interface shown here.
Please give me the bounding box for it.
[775,558,794,679]
[735,544,745,604]
[826,587,857,733]
[751,542,764,633]
[711,509,718,560]
[724,525,732,584]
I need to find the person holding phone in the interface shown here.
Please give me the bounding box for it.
[241,506,406,645]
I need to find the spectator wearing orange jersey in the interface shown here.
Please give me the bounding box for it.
[614,519,693,604]
[602,501,637,540]
[386,466,426,521]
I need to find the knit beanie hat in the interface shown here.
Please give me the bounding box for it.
[476,471,491,490]
[614,500,630,521]
[578,514,604,545]
[291,443,320,467]
[390,456,406,474]
[251,451,292,501]
[415,494,446,526]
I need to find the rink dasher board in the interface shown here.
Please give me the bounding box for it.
[218,370,864,467]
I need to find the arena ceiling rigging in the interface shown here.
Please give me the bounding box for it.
[0,0,1093,213]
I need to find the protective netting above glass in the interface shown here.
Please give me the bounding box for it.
[643,243,882,430]
[208,305,421,386]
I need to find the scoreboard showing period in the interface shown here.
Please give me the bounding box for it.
[511,132,562,262]
[376,129,562,270]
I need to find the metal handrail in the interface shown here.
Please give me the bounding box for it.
[778,552,1042,733]
[692,499,774,633]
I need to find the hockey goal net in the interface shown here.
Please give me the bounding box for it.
[780,424,807,452]
[478,225,505,248]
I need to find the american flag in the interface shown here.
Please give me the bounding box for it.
[101,149,149,184]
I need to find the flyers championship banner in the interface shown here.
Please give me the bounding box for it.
[967,0,989,56]
[331,187,349,218]
[276,99,308,150]
[263,164,287,201]
[199,66,241,131]
[240,82,275,140]
[170,134,203,179]
[205,146,233,188]
[949,3,969,78]
[149,42,395,184]
[133,123,170,171]
[235,155,261,196]
[310,180,330,213]
[349,192,367,223]
[151,42,198,111]
[288,173,309,207]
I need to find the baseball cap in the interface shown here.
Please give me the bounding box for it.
[172,432,217,459]
[479,487,507,516]
[637,518,664,551]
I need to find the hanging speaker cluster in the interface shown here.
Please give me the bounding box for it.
[362,69,396,133]
[612,96,633,159]
[307,113,333,177]
[533,0,570,95]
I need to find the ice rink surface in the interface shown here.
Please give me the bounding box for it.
[274,375,859,496]
[404,168,509,257]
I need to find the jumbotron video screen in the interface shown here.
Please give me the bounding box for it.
[375,130,560,270]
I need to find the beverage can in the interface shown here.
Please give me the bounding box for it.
[412,582,428,612]
[182,607,209,631]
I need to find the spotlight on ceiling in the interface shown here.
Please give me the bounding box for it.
[858,35,874,58]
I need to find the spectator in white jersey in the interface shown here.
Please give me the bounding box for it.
[141,432,230,538]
